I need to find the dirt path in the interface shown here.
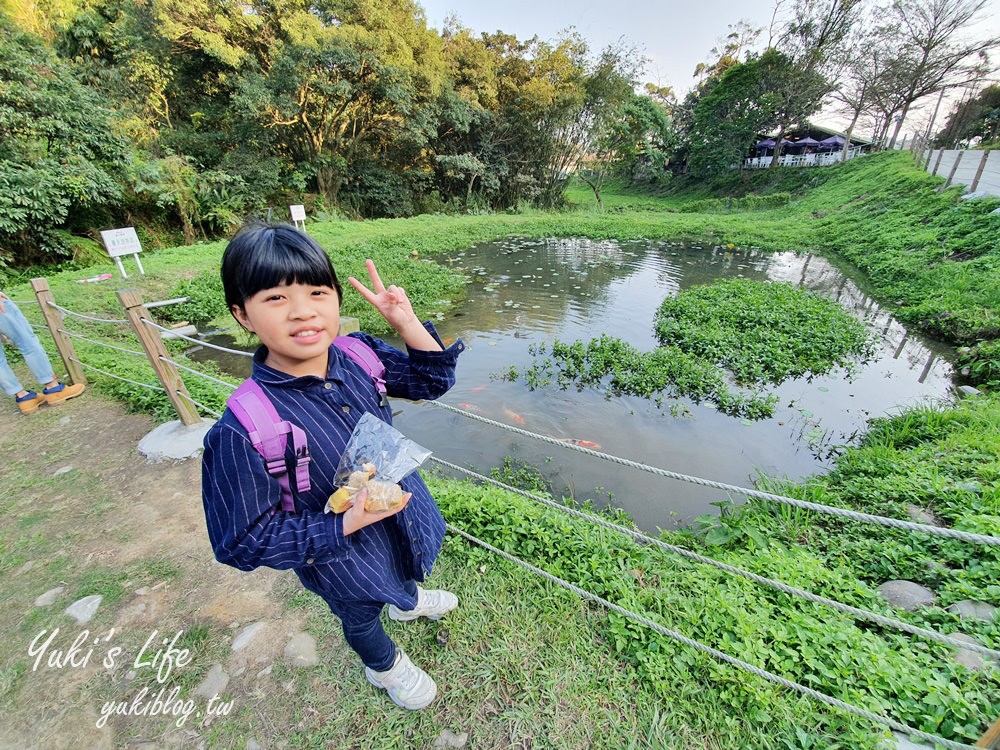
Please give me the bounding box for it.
[0,389,305,749]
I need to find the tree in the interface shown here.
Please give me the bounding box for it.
[934,83,1000,146]
[550,41,644,209]
[687,49,800,176]
[828,22,896,160]
[0,18,126,266]
[882,0,999,149]
[766,0,863,166]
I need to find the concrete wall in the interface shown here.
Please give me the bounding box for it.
[916,148,1000,197]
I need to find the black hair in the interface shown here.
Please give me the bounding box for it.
[221,223,342,314]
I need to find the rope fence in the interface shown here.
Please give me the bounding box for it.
[433,456,1000,660]
[447,523,979,750]
[426,400,1000,547]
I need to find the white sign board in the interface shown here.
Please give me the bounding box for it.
[289,204,307,230]
[100,227,145,278]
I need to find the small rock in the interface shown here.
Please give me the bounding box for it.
[35,586,65,606]
[65,594,103,623]
[436,627,450,647]
[955,385,981,398]
[135,587,150,596]
[955,481,982,495]
[194,664,230,699]
[53,465,74,476]
[950,633,992,671]
[960,190,990,201]
[434,729,469,748]
[904,504,940,526]
[232,621,265,651]
[891,731,935,750]
[283,632,318,667]
[58,416,71,425]
[877,581,936,611]
[15,561,35,576]
[247,740,262,750]
[947,600,997,623]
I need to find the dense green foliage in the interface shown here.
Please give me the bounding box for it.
[508,279,871,419]
[655,279,871,384]
[0,18,126,267]
[0,0,673,267]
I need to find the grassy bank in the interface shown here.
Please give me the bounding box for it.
[1,149,997,746]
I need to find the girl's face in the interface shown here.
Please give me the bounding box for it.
[233,282,341,378]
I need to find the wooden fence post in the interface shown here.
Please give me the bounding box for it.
[30,278,86,386]
[976,716,1000,748]
[969,149,991,193]
[117,288,201,426]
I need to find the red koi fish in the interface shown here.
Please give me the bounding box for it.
[457,402,482,413]
[470,384,488,393]
[502,406,526,425]
[558,438,602,450]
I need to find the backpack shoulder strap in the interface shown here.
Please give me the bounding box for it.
[334,335,388,406]
[226,379,309,513]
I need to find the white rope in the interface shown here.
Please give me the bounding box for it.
[46,300,126,324]
[71,359,165,392]
[141,318,253,356]
[426,400,1000,546]
[156,355,239,389]
[432,457,1000,659]
[58,328,146,357]
[446,523,978,750]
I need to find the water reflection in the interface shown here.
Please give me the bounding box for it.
[193,237,957,532]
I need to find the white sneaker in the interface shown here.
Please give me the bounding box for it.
[387,587,458,622]
[365,649,437,710]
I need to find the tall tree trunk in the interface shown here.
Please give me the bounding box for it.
[886,101,912,150]
[768,125,786,168]
[841,109,861,163]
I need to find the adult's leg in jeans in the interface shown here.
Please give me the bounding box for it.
[0,299,56,392]
[0,343,26,397]
[324,597,397,672]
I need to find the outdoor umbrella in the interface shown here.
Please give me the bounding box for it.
[818,135,846,150]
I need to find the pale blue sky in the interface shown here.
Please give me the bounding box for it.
[418,0,1000,136]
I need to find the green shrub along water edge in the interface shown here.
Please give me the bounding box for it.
[3,149,998,745]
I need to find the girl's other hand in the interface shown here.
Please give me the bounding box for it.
[341,488,412,536]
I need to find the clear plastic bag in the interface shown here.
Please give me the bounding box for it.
[325,412,431,514]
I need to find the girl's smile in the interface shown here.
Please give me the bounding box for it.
[233,282,342,378]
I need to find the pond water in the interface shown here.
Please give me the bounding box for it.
[192,237,957,532]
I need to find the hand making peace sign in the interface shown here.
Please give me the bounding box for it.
[348,259,443,351]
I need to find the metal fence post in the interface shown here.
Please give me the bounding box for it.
[117,288,201,426]
[30,278,86,386]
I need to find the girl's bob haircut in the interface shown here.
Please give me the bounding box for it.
[221,223,342,314]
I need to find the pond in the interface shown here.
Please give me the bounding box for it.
[192,237,957,532]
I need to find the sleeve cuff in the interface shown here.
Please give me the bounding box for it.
[323,512,351,560]
[406,321,464,363]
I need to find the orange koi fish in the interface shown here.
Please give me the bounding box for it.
[558,438,602,450]
[502,406,526,426]
[457,402,482,413]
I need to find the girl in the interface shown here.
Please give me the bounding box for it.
[201,223,464,710]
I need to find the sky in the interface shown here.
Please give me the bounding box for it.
[417,0,1000,137]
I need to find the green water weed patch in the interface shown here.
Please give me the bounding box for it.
[509,279,868,419]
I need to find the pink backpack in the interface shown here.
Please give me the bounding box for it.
[225,336,386,513]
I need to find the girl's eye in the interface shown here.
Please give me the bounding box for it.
[265,294,284,302]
